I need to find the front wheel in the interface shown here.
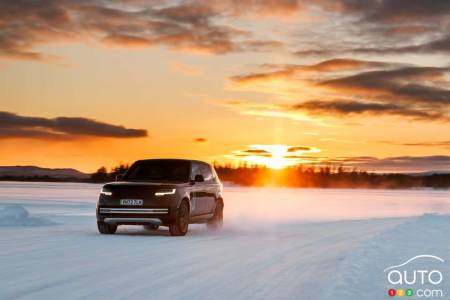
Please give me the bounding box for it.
[169,201,189,236]
[207,200,223,230]
[97,221,117,234]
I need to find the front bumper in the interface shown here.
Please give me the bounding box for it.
[99,208,169,214]
[97,206,174,225]
[103,217,163,226]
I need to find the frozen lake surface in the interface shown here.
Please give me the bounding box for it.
[0,182,449,299]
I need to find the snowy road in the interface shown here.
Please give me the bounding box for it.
[1,182,450,300]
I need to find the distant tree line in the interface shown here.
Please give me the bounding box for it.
[1,163,447,189]
[214,164,450,189]
[87,163,450,189]
[0,175,76,182]
[90,164,129,183]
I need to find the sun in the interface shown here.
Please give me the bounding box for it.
[265,158,287,169]
[240,145,312,169]
[264,146,291,169]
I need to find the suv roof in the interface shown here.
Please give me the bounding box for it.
[135,158,211,165]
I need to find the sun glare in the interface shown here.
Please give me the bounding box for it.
[239,145,320,169]
[264,145,290,169]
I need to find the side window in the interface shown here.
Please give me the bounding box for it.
[191,162,201,180]
[200,164,214,182]
[211,167,219,182]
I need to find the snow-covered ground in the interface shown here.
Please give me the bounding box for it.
[1,181,450,300]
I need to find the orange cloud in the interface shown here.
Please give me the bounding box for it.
[231,58,399,85]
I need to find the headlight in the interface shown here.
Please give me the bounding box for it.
[155,189,176,196]
[100,187,112,196]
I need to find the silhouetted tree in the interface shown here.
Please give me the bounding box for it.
[91,166,109,182]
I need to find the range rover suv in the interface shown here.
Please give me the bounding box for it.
[96,159,224,236]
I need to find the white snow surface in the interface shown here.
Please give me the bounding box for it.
[0,181,449,300]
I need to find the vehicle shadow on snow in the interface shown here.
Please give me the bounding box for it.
[109,223,282,238]
[113,225,217,237]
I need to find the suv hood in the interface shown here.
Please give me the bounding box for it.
[102,181,184,199]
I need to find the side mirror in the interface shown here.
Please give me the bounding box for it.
[194,174,204,183]
[115,174,123,181]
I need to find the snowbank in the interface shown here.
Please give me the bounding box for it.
[0,204,53,226]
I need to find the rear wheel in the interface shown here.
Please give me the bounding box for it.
[169,200,189,236]
[97,221,117,234]
[207,199,224,230]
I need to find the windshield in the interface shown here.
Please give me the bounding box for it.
[123,160,190,182]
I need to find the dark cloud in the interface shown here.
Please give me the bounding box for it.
[1,0,449,61]
[0,0,73,61]
[383,24,440,36]
[2,0,448,60]
[0,127,70,140]
[233,149,272,158]
[288,100,446,120]
[292,0,450,57]
[218,0,450,22]
[232,146,319,161]
[380,140,450,148]
[324,155,450,173]
[231,58,396,84]
[319,67,450,106]
[219,96,449,122]
[296,36,450,56]
[402,141,450,148]
[0,0,283,61]
[242,149,271,155]
[287,146,311,152]
[194,137,207,143]
[0,111,147,139]
[306,58,394,71]
[229,60,450,121]
[350,36,450,55]
[336,0,450,23]
[156,2,215,24]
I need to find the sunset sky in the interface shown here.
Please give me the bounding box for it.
[0,0,449,173]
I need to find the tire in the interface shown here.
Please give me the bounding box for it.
[207,199,224,230]
[169,200,189,236]
[143,224,159,231]
[97,221,117,234]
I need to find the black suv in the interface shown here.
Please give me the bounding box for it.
[96,159,224,236]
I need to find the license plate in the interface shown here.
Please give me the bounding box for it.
[120,199,143,206]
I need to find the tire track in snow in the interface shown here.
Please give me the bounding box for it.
[322,214,450,300]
